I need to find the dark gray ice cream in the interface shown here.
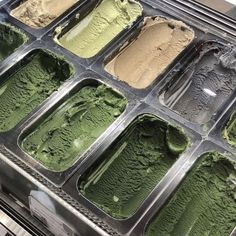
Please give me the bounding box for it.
[160,42,236,124]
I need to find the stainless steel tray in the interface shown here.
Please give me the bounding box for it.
[0,0,235,235]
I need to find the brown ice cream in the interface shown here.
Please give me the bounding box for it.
[10,0,79,28]
[105,17,194,89]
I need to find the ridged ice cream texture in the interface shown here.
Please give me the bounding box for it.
[162,42,236,124]
[11,0,79,28]
[0,50,73,132]
[146,152,236,236]
[79,114,189,218]
[56,0,143,58]
[22,85,127,172]
[105,16,194,89]
[0,23,27,62]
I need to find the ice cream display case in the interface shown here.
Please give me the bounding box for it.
[0,0,236,236]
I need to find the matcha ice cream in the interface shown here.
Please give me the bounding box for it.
[55,0,142,58]
[160,42,236,124]
[10,0,79,28]
[0,23,27,62]
[223,112,236,147]
[0,50,73,132]
[105,17,194,89]
[145,152,236,236]
[22,85,127,172]
[79,115,189,218]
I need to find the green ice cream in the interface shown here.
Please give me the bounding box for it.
[79,115,189,218]
[55,0,142,58]
[0,23,27,62]
[22,85,127,172]
[0,50,73,132]
[145,152,236,236]
[223,112,236,147]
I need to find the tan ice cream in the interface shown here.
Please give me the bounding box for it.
[105,16,195,89]
[10,0,79,28]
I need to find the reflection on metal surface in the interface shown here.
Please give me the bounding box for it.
[0,209,31,236]
[195,0,236,19]
[225,0,236,5]
[0,223,14,236]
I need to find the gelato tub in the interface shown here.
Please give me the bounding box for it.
[10,0,80,28]
[0,50,74,132]
[0,23,27,62]
[160,41,236,124]
[22,84,127,172]
[105,16,194,89]
[145,152,236,236]
[54,0,143,58]
[79,114,189,219]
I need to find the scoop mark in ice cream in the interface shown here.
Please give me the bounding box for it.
[0,23,27,62]
[79,114,189,218]
[223,112,236,147]
[55,0,143,58]
[0,50,74,132]
[22,85,127,172]
[145,152,236,236]
[105,16,194,89]
[161,41,236,124]
[10,0,79,28]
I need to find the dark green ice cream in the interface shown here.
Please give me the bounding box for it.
[79,115,189,218]
[0,23,27,62]
[223,112,236,148]
[145,152,236,236]
[22,85,127,172]
[0,50,73,132]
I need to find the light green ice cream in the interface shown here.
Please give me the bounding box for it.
[79,115,189,218]
[0,50,73,132]
[145,152,236,236]
[223,112,236,147]
[55,0,142,58]
[22,85,127,172]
